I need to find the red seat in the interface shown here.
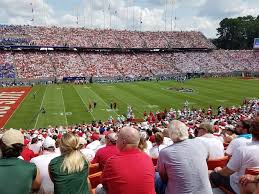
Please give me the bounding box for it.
[89,163,101,175]
[245,167,259,175]
[207,156,229,170]
[88,171,102,189]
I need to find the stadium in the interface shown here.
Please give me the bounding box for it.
[0,1,259,194]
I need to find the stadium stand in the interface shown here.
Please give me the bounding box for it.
[0,25,259,80]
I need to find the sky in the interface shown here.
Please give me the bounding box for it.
[0,0,259,38]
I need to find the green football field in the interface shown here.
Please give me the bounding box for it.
[4,77,259,129]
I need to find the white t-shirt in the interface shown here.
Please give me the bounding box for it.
[149,144,167,158]
[81,148,95,162]
[227,141,259,194]
[163,137,174,146]
[86,140,101,152]
[30,152,59,193]
[226,136,252,156]
[197,135,224,159]
[29,141,42,154]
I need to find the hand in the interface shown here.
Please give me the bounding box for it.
[214,167,222,173]
[239,174,257,186]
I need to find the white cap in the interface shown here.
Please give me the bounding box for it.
[43,137,56,148]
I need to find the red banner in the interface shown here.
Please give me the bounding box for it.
[0,87,31,128]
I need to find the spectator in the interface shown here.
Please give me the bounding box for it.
[149,132,167,158]
[156,120,212,194]
[30,136,59,194]
[20,138,36,161]
[210,117,259,194]
[0,129,41,194]
[225,119,252,156]
[97,126,155,194]
[91,132,118,170]
[49,133,90,194]
[196,122,224,159]
[80,137,95,162]
[29,135,42,155]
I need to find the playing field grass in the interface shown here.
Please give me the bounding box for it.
[4,77,259,129]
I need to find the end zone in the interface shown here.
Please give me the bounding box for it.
[0,87,32,128]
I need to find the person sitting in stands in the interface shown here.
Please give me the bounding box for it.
[156,120,212,194]
[196,122,224,159]
[91,132,118,170]
[0,129,41,194]
[210,117,259,194]
[49,133,91,194]
[225,119,252,156]
[96,126,155,194]
[149,132,167,158]
[31,136,59,194]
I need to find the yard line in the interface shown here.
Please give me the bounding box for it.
[73,85,96,120]
[34,86,47,129]
[61,87,68,126]
[87,87,119,116]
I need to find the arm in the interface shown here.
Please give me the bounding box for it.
[239,174,259,186]
[87,177,93,194]
[48,165,54,182]
[157,152,168,182]
[214,166,235,177]
[31,167,41,191]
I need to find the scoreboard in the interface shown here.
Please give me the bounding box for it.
[254,38,259,49]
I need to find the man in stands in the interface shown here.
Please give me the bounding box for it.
[210,117,259,194]
[20,138,36,161]
[97,126,155,194]
[30,136,59,194]
[196,122,224,159]
[225,119,252,156]
[91,132,118,170]
[156,120,212,194]
[29,134,43,155]
[0,129,41,194]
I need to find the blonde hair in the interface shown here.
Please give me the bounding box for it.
[60,133,86,173]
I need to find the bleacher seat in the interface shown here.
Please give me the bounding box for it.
[89,163,101,175]
[88,171,102,189]
[245,167,259,175]
[207,156,229,170]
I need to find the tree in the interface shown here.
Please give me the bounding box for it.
[214,15,259,49]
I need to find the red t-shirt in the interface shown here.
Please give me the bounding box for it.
[91,144,118,170]
[91,133,100,141]
[20,147,36,161]
[102,148,155,194]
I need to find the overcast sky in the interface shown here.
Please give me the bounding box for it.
[0,0,259,38]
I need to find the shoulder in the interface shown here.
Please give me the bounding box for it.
[17,158,37,170]
[49,155,63,166]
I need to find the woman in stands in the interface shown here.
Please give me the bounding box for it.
[0,129,41,194]
[49,133,91,194]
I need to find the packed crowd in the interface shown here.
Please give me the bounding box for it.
[0,98,259,194]
[0,25,215,49]
[0,49,258,80]
[0,52,15,79]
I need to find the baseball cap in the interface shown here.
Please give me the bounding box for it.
[2,129,24,147]
[43,136,56,148]
[106,132,117,144]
